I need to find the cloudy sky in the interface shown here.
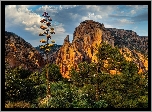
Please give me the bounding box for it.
[5,5,148,47]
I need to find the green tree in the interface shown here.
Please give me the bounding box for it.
[29,71,46,99]
[41,64,63,82]
[38,81,72,108]
[70,67,82,86]
[96,42,126,73]
[5,67,38,102]
[69,62,108,108]
[98,67,148,108]
[71,83,108,108]
[69,42,148,108]
[95,42,148,108]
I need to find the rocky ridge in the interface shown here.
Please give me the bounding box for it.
[106,28,148,55]
[54,20,148,78]
[5,31,45,71]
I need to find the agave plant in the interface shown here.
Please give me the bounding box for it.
[39,33,45,36]
[51,40,55,43]
[50,28,55,34]
[39,12,56,107]
[46,22,51,27]
[40,25,47,30]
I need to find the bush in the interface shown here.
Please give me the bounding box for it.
[41,64,63,82]
[29,71,46,85]
[5,67,38,102]
[99,72,148,108]
[93,100,108,108]
[71,84,93,108]
[38,81,72,108]
[5,101,31,108]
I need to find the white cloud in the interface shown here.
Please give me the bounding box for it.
[5,5,66,37]
[80,5,117,18]
[142,5,148,9]
[119,19,134,24]
[96,15,102,19]
[59,5,78,9]
[126,5,148,11]
[54,23,65,33]
[81,16,90,21]
[24,22,66,36]
[36,5,58,13]
[81,12,102,21]
[59,5,62,10]
[24,25,41,35]
[104,24,114,28]
[5,5,42,28]
[25,25,68,47]
[85,5,101,12]
[131,10,136,15]
[70,13,80,20]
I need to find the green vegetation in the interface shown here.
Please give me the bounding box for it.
[5,42,148,108]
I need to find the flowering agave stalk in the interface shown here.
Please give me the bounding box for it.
[39,12,55,104]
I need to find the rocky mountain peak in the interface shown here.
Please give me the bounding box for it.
[54,20,116,78]
[5,20,148,79]
[54,20,148,78]
[63,35,70,44]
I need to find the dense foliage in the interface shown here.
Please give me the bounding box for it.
[5,42,148,108]
[41,64,63,82]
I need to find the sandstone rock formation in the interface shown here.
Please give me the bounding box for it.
[55,20,114,78]
[119,47,148,74]
[5,31,45,71]
[54,20,148,78]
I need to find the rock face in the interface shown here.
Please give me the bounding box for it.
[119,47,148,74]
[54,20,148,78]
[106,28,148,55]
[55,20,115,78]
[5,31,45,71]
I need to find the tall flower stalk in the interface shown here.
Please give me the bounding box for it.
[39,12,55,106]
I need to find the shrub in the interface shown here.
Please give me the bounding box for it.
[41,64,63,82]
[5,101,31,108]
[5,67,38,102]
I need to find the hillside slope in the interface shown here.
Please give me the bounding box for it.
[5,31,45,71]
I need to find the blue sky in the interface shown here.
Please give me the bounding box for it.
[5,5,148,47]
